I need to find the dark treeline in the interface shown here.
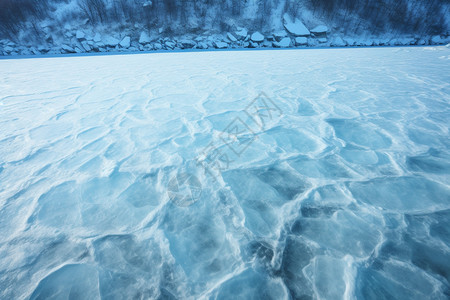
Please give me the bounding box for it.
[0,0,449,38]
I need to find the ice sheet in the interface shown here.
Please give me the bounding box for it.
[0,47,449,299]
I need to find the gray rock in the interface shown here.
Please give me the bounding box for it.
[227,32,237,42]
[251,32,264,43]
[38,46,48,53]
[197,42,208,49]
[344,38,355,46]
[120,36,131,48]
[3,46,14,53]
[311,25,328,34]
[235,27,248,40]
[214,41,228,49]
[61,44,76,53]
[273,30,287,41]
[431,35,443,44]
[21,48,32,55]
[30,47,40,55]
[179,39,196,48]
[103,36,120,47]
[94,33,102,43]
[283,13,310,36]
[273,37,291,48]
[81,41,92,51]
[139,32,151,44]
[330,36,345,47]
[295,37,308,45]
[263,40,272,47]
[165,41,176,49]
[76,30,85,40]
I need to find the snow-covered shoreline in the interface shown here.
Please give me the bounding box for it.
[2,32,449,57]
[2,44,450,61]
[2,16,449,57]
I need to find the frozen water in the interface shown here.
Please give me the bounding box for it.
[0,46,450,299]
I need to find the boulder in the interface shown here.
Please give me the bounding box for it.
[318,37,328,43]
[311,25,328,34]
[227,32,237,42]
[103,36,120,47]
[120,36,131,48]
[93,33,102,43]
[431,35,443,44]
[179,39,196,48]
[344,38,355,46]
[235,27,248,40]
[397,38,414,45]
[273,37,291,48]
[30,47,40,55]
[76,30,85,40]
[165,41,176,49]
[38,46,49,53]
[81,41,92,51]
[273,30,287,41]
[3,46,14,53]
[295,37,308,46]
[251,32,264,43]
[330,36,345,47]
[283,13,310,36]
[214,41,228,49]
[263,40,272,47]
[61,44,76,53]
[139,32,151,44]
[21,48,32,55]
[197,42,208,49]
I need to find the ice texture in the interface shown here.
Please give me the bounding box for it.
[0,46,450,299]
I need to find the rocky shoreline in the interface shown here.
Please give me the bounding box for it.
[1,15,449,56]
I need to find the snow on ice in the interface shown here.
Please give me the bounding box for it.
[0,47,449,299]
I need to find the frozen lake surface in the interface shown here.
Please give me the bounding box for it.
[0,47,449,299]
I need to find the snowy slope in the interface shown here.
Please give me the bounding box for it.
[0,46,449,298]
